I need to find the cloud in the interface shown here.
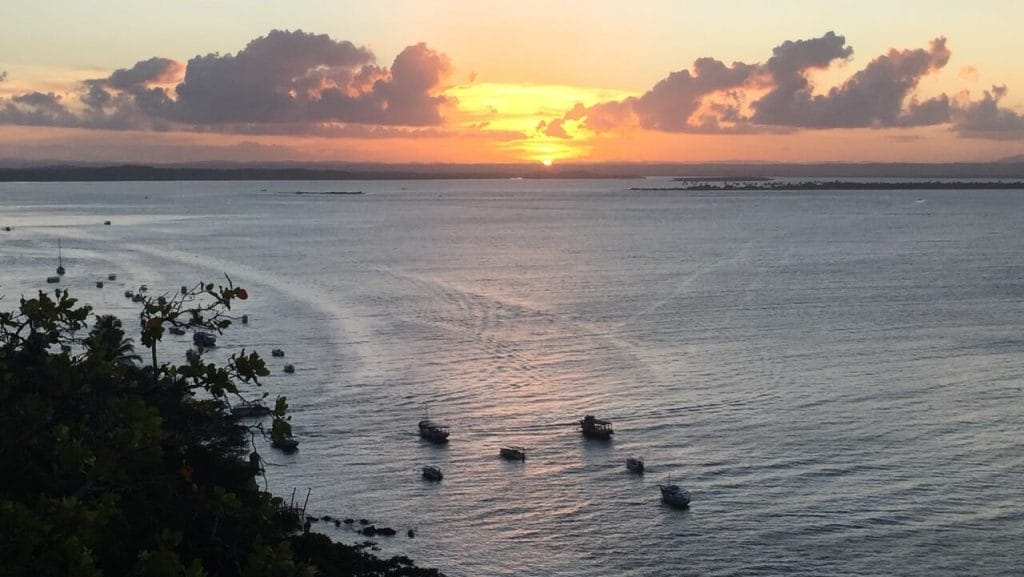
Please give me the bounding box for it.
[0,29,453,135]
[952,85,1024,139]
[752,37,951,127]
[551,32,1023,139]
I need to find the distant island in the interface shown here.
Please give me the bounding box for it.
[632,180,1024,191]
[4,161,1024,181]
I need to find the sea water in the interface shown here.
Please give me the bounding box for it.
[1,179,1022,576]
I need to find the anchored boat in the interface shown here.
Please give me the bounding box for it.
[578,414,614,439]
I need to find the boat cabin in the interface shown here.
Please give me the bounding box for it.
[500,446,527,460]
[418,419,450,442]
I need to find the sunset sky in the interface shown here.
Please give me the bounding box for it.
[2,1,1024,164]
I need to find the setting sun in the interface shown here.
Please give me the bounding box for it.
[542,159,553,166]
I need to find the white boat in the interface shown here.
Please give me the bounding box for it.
[422,465,444,481]
[659,483,691,508]
[626,457,645,473]
[499,446,526,461]
[231,400,272,418]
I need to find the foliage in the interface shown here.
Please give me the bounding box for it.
[0,284,443,577]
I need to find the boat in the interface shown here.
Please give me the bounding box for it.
[46,276,60,284]
[56,238,65,276]
[96,281,104,288]
[578,414,614,439]
[283,364,295,374]
[271,348,285,357]
[132,294,144,303]
[272,434,299,452]
[499,446,526,461]
[422,465,444,481]
[658,483,691,508]
[168,326,186,336]
[139,284,148,292]
[108,273,117,281]
[124,290,133,298]
[103,220,111,225]
[626,457,645,473]
[193,332,217,347]
[231,400,272,418]
[181,285,188,295]
[418,418,450,442]
[241,314,249,325]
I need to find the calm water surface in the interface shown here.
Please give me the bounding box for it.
[1,180,1022,576]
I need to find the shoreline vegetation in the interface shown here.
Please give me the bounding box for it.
[0,283,443,577]
[632,180,1024,191]
[3,161,1024,181]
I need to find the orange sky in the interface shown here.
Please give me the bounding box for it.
[2,1,1024,164]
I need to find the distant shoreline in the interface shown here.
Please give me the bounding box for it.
[4,162,1024,182]
[632,180,1024,191]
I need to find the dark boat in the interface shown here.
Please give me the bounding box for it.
[659,483,691,508]
[46,275,60,284]
[626,457,645,473]
[271,348,285,357]
[96,281,104,288]
[108,273,117,281]
[56,238,65,276]
[499,446,526,461]
[168,326,186,335]
[418,419,450,442]
[578,414,614,439]
[422,465,444,481]
[272,434,299,452]
[193,332,217,347]
[283,364,295,374]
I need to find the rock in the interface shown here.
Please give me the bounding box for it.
[358,518,370,525]
[322,514,333,521]
[334,519,341,527]
[343,518,354,525]
[376,527,396,536]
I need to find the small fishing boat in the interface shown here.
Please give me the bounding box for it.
[56,238,65,276]
[132,294,144,302]
[579,414,614,439]
[96,281,104,288]
[193,332,217,347]
[659,483,691,508]
[139,284,148,292]
[103,220,111,225]
[422,465,444,481]
[418,418,450,443]
[108,273,117,281]
[499,446,526,461]
[626,457,645,473]
[181,285,188,295]
[168,326,186,335]
[271,348,285,357]
[46,275,60,284]
[241,314,249,324]
[231,400,272,419]
[272,434,299,452]
[283,363,295,374]
[124,290,133,298]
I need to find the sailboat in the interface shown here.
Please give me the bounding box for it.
[56,238,66,276]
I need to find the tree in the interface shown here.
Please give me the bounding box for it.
[0,285,443,577]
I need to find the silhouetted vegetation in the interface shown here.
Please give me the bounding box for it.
[0,285,443,577]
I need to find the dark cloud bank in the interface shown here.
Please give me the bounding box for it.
[1,30,1022,141]
[544,32,1024,140]
[0,30,452,134]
